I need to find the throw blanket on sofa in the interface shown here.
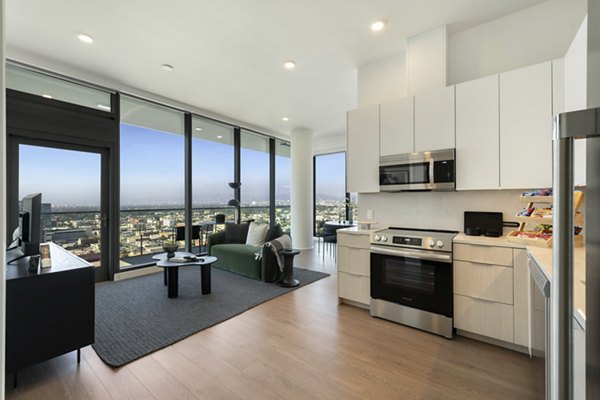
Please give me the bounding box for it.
[263,234,292,272]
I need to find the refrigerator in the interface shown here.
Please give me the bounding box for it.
[553,107,600,400]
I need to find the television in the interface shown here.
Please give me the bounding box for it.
[20,193,42,256]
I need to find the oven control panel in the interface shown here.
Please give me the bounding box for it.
[393,236,422,246]
[371,228,457,252]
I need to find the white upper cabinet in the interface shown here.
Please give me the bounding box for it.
[456,75,500,190]
[347,104,380,193]
[414,86,455,152]
[380,97,414,156]
[500,62,553,189]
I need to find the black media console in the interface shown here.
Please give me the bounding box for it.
[5,243,95,387]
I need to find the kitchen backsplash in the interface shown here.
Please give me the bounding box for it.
[358,190,526,234]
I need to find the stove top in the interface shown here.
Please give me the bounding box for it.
[370,227,458,252]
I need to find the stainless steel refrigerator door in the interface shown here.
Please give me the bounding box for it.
[554,107,600,400]
[586,135,599,399]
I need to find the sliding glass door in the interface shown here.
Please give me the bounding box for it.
[17,142,109,281]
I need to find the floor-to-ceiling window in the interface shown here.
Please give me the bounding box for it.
[191,117,235,244]
[240,131,270,224]
[314,152,350,233]
[275,140,291,232]
[6,63,292,273]
[119,96,185,266]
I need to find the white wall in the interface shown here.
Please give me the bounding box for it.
[357,52,407,108]
[407,26,447,95]
[449,0,586,85]
[587,0,600,109]
[313,132,345,155]
[0,0,6,396]
[358,190,524,234]
[565,16,588,185]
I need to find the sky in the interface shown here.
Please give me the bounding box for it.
[18,124,346,208]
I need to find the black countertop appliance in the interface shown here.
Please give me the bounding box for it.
[464,211,503,237]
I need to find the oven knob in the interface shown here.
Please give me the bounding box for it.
[374,235,381,242]
[381,236,388,242]
[436,240,444,248]
[428,240,435,248]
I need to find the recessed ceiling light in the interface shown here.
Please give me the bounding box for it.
[161,64,174,72]
[216,135,223,139]
[77,33,94,44]
[281,117,289,122]
[97,104,111,111]
[283,61,296,70]
[371,20,386,32]
[195,127,203,131]
[42,94,53,99]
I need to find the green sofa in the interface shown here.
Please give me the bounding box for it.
[207,224,281,282]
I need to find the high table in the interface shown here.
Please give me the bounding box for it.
[153,252,217,298]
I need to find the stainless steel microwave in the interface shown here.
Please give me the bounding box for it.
[379,148,455,191]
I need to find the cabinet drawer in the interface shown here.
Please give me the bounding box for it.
[338,272,370,306]
[454,261,513,304]
[338,246,370,276]
[454,243,513,266]
[337,233,370,249]
[454,294,514,343]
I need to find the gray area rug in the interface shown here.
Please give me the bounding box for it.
[92,267,329,367]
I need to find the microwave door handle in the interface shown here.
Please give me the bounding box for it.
[429,159,434,185]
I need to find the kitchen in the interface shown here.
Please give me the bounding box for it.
[337,3,597,399]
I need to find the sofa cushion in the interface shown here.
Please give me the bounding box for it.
[210,244,262,280]
[224,223,250,244]
[246,221,268,247]
[265,223,284,242]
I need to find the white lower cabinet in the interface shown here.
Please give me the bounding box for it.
[337,231,371,308]
[338,272,370,306]
[573,318,586,400]
[453,242,529,347]
[454,294,514,343]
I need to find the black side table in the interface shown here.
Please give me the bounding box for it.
[279,249,300,288]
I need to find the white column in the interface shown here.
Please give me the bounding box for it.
[290,128,313,250]
[1,0,7,396]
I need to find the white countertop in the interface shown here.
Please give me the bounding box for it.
[527,246,586,328]
[337,226,379,235]
[453,232,525,249]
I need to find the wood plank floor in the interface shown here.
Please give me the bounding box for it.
[5,244,543,400]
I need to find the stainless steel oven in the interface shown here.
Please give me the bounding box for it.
[379,148,455,192]
[370,228,457,339]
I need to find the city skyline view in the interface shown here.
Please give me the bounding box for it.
[19,124,347,210]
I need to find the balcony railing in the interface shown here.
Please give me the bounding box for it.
[40,204,297,269]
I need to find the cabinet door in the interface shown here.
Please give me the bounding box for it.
[573,318,586,400]
[557,57,586,185]
[454,294,514,343]
[513,249,529,347]
[455,75,500,190]
[338,272,370,305]
[380,97,414,156]
[500,62,552,189]
[347,105,380,193]
[338,246,370,276]
[454,261,513,304]
[414,86,455,152]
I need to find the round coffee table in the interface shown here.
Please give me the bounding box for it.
[153,253,217,298]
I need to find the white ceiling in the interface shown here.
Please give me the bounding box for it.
[6,0,545,139]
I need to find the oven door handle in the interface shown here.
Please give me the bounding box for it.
[370,246,452,263]
[429,159,435,185]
